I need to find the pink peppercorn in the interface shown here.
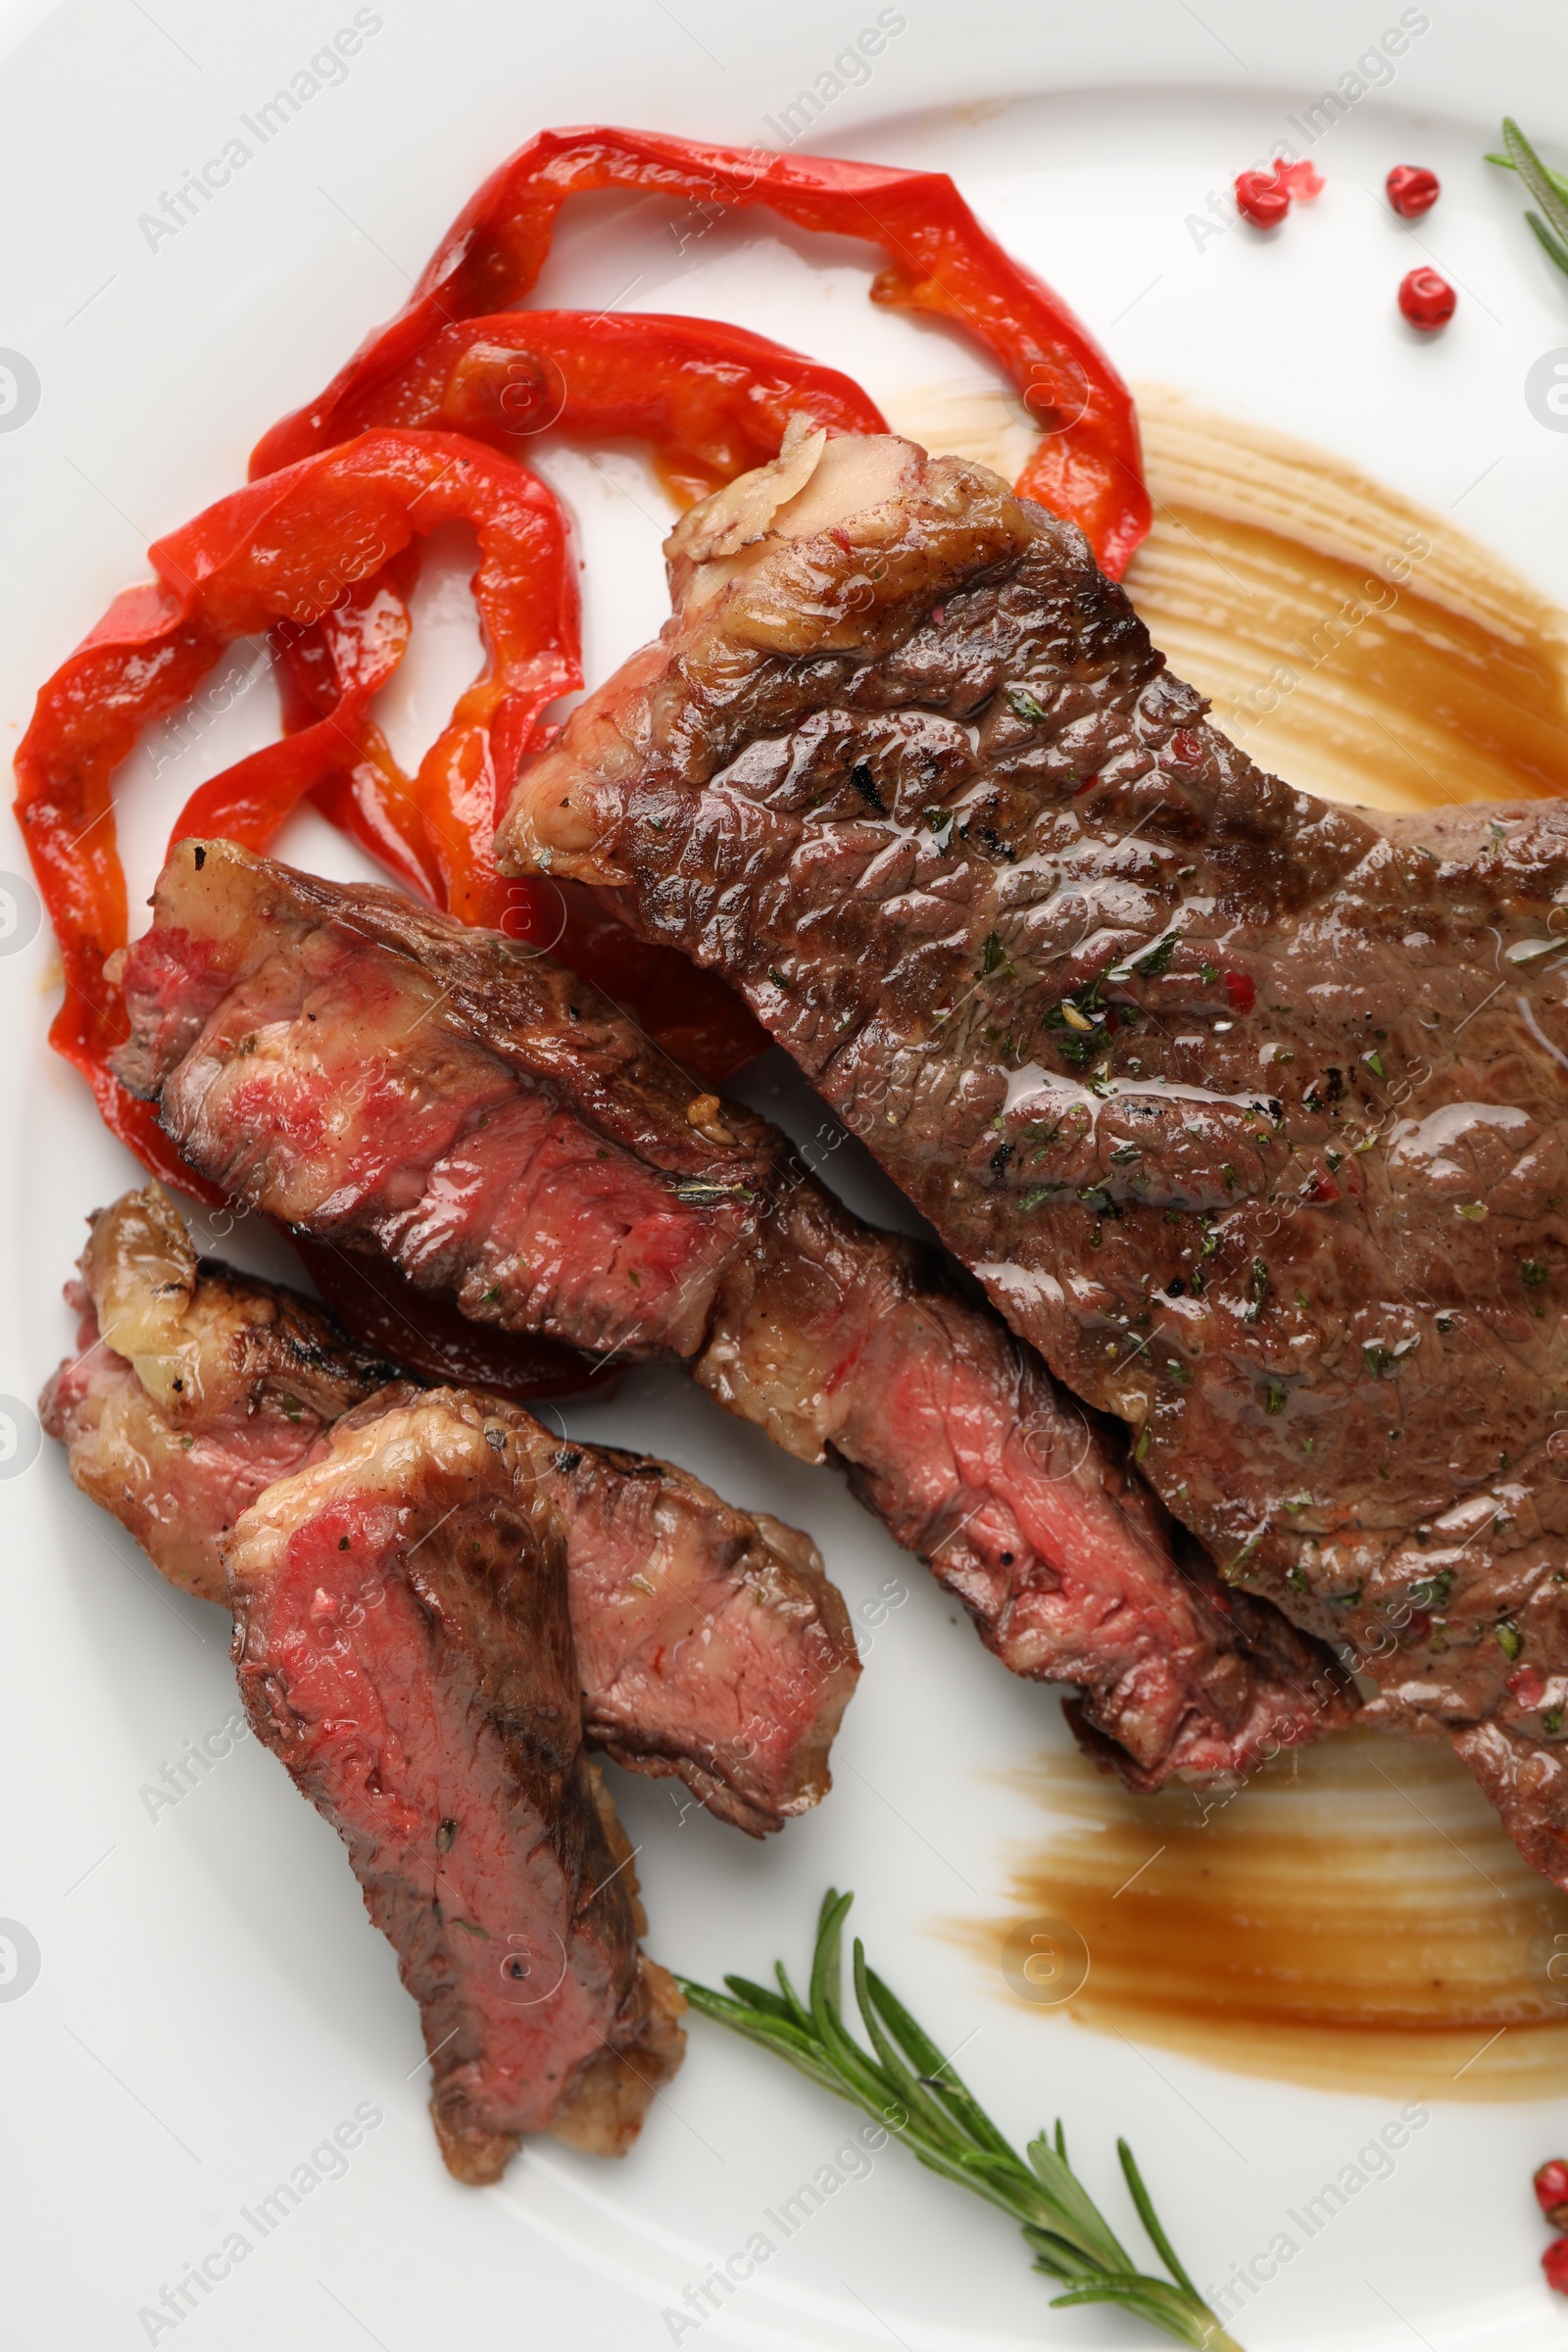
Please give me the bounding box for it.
[1387,165,1441,218]
[1235,170,1291,228]
[1398,268,1456,329]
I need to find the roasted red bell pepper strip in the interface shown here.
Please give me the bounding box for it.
[168,433,577,926]
[14,427,579,1162]
[172,561,416,869]
[278,308,888,505]
[251,124,1149,575]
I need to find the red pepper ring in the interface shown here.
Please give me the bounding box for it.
[250,123,1150,577]
[172,431,581,931]
[266,543,442,904]
[253,539,460,906]
[300,308,891,507]
[172,554,420,873]
[14,426,580,1170]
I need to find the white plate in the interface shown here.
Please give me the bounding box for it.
[3,5,1568,2346]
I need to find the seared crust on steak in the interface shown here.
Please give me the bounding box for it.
[43,1186,858,1834]
[39,1182,397,1601]
[500,426,1568,1884]
[227,1392,684,2176]
[114,843,1352,1786]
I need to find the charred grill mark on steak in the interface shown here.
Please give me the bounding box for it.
[42,1185,858,1835]
[226,1390,685,2178]
[113,844,1352,1786]
[497,426,1568,1886]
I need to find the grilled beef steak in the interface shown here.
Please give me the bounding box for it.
[113,842,1350,1786]
[43,1185,858,1834]
[499,426,1568,1885]
[227,1390,684,2179]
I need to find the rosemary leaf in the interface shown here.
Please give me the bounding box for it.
[863,1961,1013,2160]
[719,1973,800,2025]
[1502,118,1568,247]
[1527,209,1568,281]
[677,1887,1244,2351]
[1486,147,1568,207]
[1494,149,1568,207]
[1120,2137,1205,2301]
[1490,121,1568,281]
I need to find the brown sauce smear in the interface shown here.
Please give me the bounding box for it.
[1126,383,1568,813]
[961,1733,1568,2100]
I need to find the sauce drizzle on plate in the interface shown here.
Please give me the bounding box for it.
[972,1730,1568,2100]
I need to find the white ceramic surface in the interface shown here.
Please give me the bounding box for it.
[3,5,1568,2345]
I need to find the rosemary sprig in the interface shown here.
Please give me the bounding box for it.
[1486,119,1568,280]
[677,1888,1243,2351]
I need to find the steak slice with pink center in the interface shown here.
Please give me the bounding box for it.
[227,1389,684,2180]
[113,839,766,1361]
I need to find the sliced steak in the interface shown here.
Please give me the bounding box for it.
[227,1390,684,2179]
[39,1179,397,1602]
[498,427,1568,1884]
[112,837,773,1362]
[43,1184,857,1834]
[114,842,1351,1786]
[537,1426,854,1830]
[706,1168,1345,1780]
